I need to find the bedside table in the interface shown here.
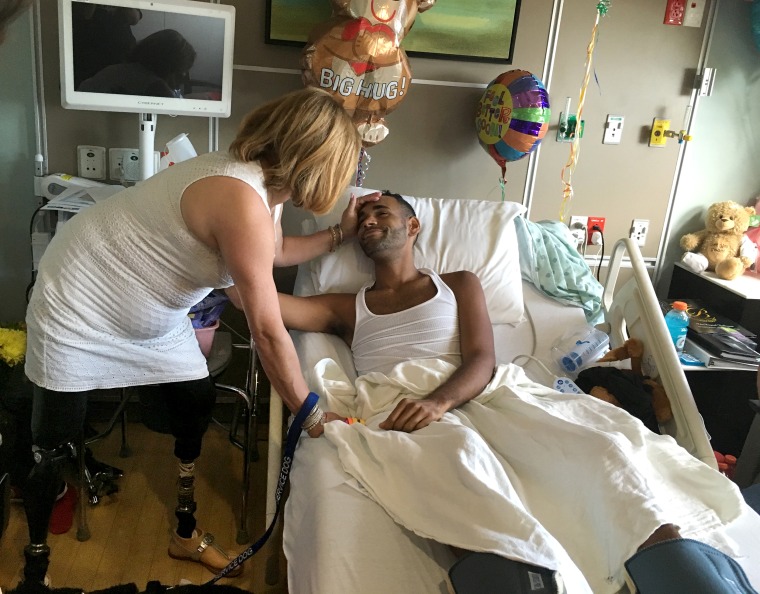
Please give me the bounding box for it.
[667,263,760,456]
[668,263,760,334]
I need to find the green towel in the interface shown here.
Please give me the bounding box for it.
[514,216,604,324]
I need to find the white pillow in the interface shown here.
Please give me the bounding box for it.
[305,187,526,325]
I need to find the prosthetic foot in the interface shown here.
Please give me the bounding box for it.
[168,529,242,577]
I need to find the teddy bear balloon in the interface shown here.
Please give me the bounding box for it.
[302,0,435,147]
[680,200,758,280]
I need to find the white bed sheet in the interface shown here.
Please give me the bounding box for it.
[279,273,760,593]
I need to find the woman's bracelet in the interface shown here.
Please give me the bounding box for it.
[301,403,322,426]
[302,405,325,432]
[302,411,325,433]
[327,223,343,253]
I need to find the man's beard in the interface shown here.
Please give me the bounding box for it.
[360,225,407,257]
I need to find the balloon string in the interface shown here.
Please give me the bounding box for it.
[355,148,371,187]
[499,174,506,202]
[559,10,601,223]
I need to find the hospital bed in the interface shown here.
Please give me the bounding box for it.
[264,191,760,593]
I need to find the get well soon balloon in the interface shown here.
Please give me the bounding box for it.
[302,0,435,147]
[475,70,551,176]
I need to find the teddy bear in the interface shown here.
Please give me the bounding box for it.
[680,200,757,280]
[574,338,673,434]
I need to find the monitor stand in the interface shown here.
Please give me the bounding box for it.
[138,112,157,180]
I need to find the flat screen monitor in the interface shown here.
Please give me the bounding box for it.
[58,0,235,118]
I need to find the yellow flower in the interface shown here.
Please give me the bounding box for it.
[0,327,26,367]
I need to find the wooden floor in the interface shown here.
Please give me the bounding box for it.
[0,417,287,593]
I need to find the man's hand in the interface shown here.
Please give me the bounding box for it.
[379,398,447,433]
[340,192,381,241]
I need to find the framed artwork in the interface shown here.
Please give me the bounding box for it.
[265,0,521,63]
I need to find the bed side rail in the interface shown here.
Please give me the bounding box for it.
[603,238,716,469]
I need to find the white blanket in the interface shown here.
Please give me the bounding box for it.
[312,357,745,594]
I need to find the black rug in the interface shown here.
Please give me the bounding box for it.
[8,581,254,594]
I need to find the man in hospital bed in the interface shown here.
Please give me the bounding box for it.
[276,192,753,593]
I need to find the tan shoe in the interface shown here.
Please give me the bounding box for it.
[168,529,243,577]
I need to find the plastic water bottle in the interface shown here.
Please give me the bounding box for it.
[665,300,690,355]
[551,327,610,376]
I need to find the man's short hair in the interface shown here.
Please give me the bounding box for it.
[380,190,416,219]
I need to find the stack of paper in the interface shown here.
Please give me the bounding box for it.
[40,175,125,214]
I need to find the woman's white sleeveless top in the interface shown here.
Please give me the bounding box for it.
[25,151,280,391]
[351,269,462,376]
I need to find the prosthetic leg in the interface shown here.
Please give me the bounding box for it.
[167,456,242,576]
[164,378,241,576]
[22,444,70,585]
[175,460,197,538]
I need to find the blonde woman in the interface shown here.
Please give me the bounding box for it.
[22,87,375,584]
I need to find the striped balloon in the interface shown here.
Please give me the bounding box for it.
[475,70,550,173]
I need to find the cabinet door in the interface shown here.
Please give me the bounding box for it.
[685,369,757,456]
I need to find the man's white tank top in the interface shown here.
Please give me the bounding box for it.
[351,269,461,376]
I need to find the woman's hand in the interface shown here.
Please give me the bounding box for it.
[339,192,381,241]
[306,411,345,438]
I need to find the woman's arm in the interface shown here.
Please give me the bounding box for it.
[181,176,326,435]
[273,192,380,267]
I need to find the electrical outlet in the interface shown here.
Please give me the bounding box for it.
[587,216,605,245]
[77,145,106,180]
[569,215,588,229]
[630,219,650,246]
[664,0,685,25]
[109,148,140,182]
[109,148,160,182]
[569,228,585,249]
[568,216,587,250]
[602,115,624,145]
[649,119,670,147]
